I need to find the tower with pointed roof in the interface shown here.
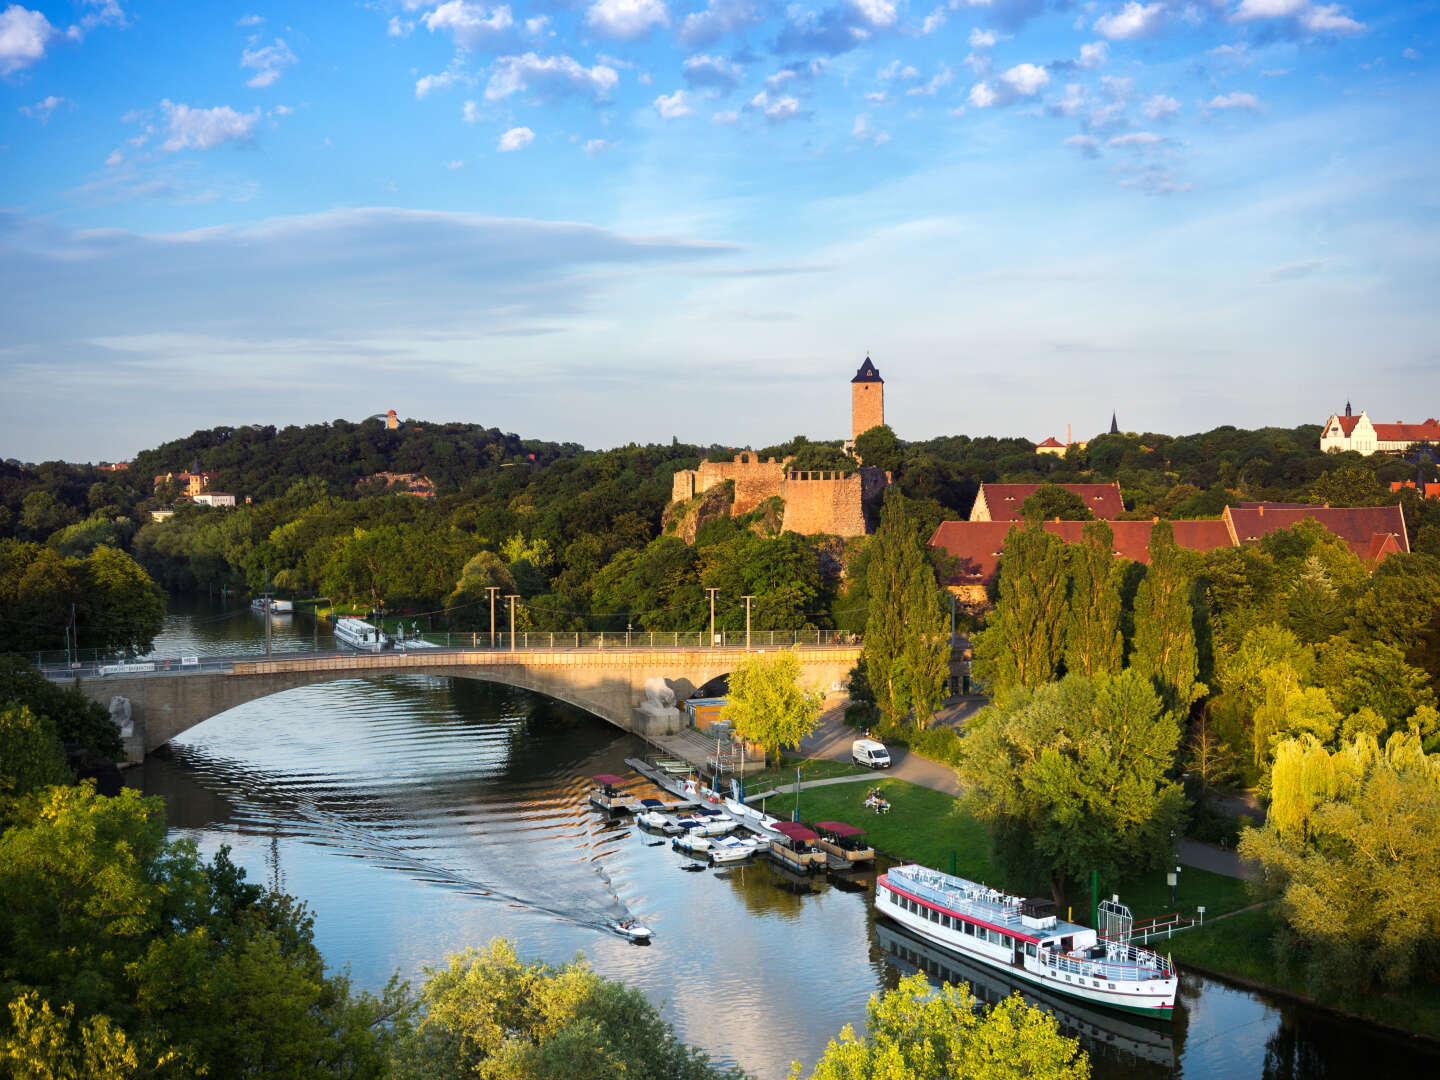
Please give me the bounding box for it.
[851,356,884,443]
[1109,412,1119,435]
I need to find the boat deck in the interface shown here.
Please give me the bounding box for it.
[887,864,1089,942]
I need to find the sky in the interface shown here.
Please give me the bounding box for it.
[1,1,1437,463]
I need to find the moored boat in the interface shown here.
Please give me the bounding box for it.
[588,774,628,811]
[876,865,1177,1019]
[671,827,712,854]
[333,616,389,651]
[766,821,827,875]
[708,834,765,864]
[813,820,875,868]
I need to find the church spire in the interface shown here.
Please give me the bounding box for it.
[1109,411,1119,435]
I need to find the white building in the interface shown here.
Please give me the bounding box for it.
[1320,403,1440,456]
[193,492,237,507]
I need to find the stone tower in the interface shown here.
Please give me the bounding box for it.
[851,356,884,442]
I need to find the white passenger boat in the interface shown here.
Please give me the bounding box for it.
[876,865,1177,1020]
[333,617,389,651]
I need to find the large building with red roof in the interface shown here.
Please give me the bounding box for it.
[969,482,1125,522]
[1319,402,1440,456]
[930,501,1409,605]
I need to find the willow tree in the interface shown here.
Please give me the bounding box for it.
[972,524,1069,694]
[1129,521,1204,717]
[862,491,951,727]
[1063,520,1123,679]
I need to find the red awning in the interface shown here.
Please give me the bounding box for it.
[815,821,866,837]
[772,822,818,842]
[592,774,626,785]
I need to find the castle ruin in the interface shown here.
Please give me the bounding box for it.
[667,359,892,539]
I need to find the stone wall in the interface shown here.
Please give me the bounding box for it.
[670,454,791,514]
[668,455,890,538]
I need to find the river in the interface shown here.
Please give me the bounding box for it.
[129,599,1440,1079]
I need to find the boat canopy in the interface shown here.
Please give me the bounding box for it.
[815,821,866,837]
[592,774,626,786]
[639,798,664,808]
[772,822,818,842]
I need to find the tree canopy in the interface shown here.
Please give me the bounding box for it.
[723,650,825,765]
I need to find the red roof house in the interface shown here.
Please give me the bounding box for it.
[969,482,1125,522]
[1220,503,1409,564]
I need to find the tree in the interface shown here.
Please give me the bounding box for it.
[1063,520,1123,678]
[1020,484,1093,523]
[1129,521,1204,717]
[1314,639,1436,731]
[853,425,901,473]
[390,939,748,1080]
[790,973,1088,1080]
[972,524,1069,694]
[446,552,518,632]
[957,671,1186,902]
[861,492,950,727]
[82,545,165,655]
[1241,733,1440,989]
[1,992,185,1080]
[0,654,122,760]
[1309,465,1388,507]
[0,703,70,804]
[1184,711,1239,794]
[723,649,825,765]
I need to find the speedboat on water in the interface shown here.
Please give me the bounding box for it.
[615,920,652,943]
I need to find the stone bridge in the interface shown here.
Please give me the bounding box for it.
[63,645,862,757]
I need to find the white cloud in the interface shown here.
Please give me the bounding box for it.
[747,89,802,122]
[1207,90,1259,109]
[877,60,919,80]
[921,7,946,34]
[104,148,123,166]
[387,16,414,37]
[1300,4,1363,33]
[1099,74,1134,100]
[1093,2,1166,40]
[865,90,890,104]
[850,0,898,29]
[968,27,998,47]
[65,0,125,45]
[712,108,739,123]
[484,54,620,102]
[525,15,550,35]
[0,5,53,76]
[683,53,742,89]
[159,100,260,152]
[654,89,692,117]
[968,81,999,107]
[1050,83,1089,116]
[423,2,515,49]
[1143,93,1180,119]
[582,138,614,153]
[416,70,471,98]
[497,125,534,151]
[1064,134,1100,157]
[1108,131,1163,147]
[463,100,481,122]
[678,0,760,47]
[586,0,669,41]
[272,104,292,115]
[1001,62,1049,95]
[852,112,890,144]
[1078,41,1108,68]
[1402,47,1420,60]
[241,38,297,89]
[18,94,64,122]
[907,65,953,96]
[446,159,465,169]
[1233,0,1304,18]
[237,14,263,28]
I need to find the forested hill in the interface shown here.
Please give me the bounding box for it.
[129,417,587,498]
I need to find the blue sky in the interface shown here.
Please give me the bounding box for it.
[1,1,1436,463]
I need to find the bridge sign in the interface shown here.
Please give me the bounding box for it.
[100,662,156,677]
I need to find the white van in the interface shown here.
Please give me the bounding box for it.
[851,738,891,769]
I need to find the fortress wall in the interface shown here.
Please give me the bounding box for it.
[780,471,869,537]
[682,455,790,515]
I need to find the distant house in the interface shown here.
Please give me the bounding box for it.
[1319,402,1440,456]
[969,482,1125,522]
[149,509,175,523]
[359,472,436,497]
[99,462,130,471]
[1391,480,1440,499]
[153,471,214,497]
[193,492,236,508]
[1034,437,1067,457]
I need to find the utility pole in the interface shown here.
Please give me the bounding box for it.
[706,588,720,646]
[486,586,500,649]
[506,595,519,652]
[67,602,77,666]
[741,595,754,650]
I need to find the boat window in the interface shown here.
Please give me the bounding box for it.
[963,922,974,936]
[1026,943,1037,957]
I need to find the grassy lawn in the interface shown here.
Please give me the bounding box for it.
[761,777,997,881]
[1167,906,1440,1039]
[1107,865,1253,922]
[745,757,870,793]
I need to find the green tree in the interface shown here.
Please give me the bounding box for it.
[1063,520,1122,678]
[1020,484,1094,523]
[861,492,950,726]
[723,650,824,765]
[390,939,747,1080]
[1314,638,1436,730]
[82,545,166,655]
[0,703,70,804]
[1241,733,1440,989]
[853,425,901,474]
[0,654,123,760]
[972,524,1069,694]
[446,552,518,632]
[1,992,186,1079]
[1129,521,1204,717]
[957,671,1186,902]
[1309,465,1388,507]
[790,973,1088,1080]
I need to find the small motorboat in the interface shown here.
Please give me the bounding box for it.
[708,835,763,864]
[638,810,671,830]
[615,920,653,943]
[672,829,712,854]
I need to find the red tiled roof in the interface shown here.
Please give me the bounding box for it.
[973,482,1125,521]
[1035,437,1066,448]
[1372,420,1440,443]
[1365,533,1404,564]
[1221,504,1410,559]
[928,519,1234,586]
[1334,415,1360,436]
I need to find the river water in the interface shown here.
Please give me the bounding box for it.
[130,599,1440,1079]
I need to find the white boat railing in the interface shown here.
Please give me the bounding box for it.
[1040,942,1172,983]
[891,866,1023,922]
